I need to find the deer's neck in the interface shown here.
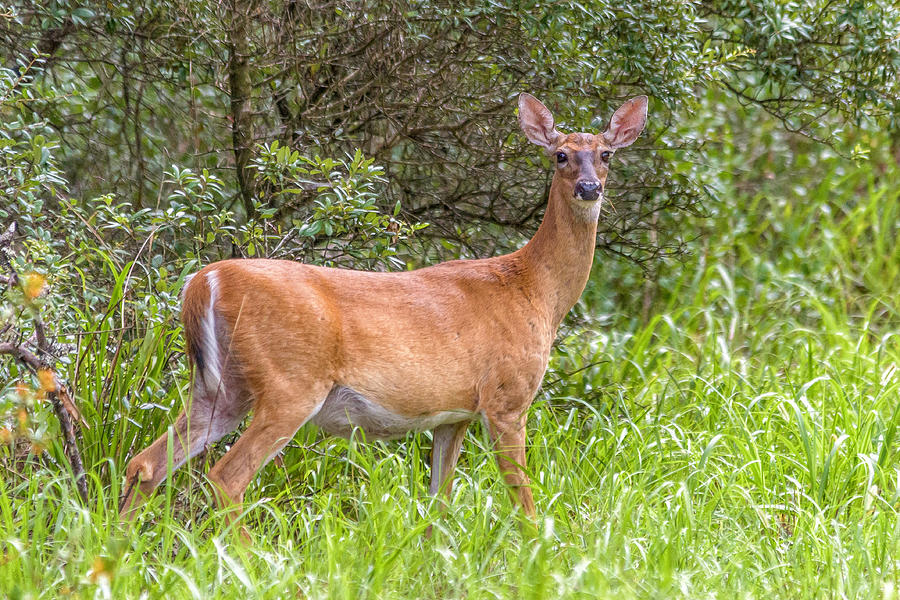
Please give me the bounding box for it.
[517,180,600,328]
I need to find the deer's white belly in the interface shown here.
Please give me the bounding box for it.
[309,386,473,440]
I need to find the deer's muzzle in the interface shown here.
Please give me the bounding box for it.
[574,181,601,202]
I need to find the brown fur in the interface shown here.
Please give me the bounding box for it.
[119,93,648,528]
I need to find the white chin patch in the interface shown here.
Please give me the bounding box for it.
[572,196,603,220]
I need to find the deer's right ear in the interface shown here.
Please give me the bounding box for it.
[518,93,561,150]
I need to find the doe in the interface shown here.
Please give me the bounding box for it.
[120,93,648,526]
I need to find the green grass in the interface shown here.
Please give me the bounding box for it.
[3,156,900,599]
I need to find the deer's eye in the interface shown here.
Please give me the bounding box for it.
[601,151,611,162]
[556,152,568,164]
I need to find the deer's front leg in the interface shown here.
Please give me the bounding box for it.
[486,413,535,519]
[429,420,470,500]
[424,420,470,538]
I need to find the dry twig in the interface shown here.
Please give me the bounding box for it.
[0,221,88,502]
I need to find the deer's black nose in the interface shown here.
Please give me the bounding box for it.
[574,181,601,201]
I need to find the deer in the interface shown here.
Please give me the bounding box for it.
[119,93,648,530]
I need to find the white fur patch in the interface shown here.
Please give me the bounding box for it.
[311,386,473,440]
[181,273,196,298]
[200,270,222,395]
[573,197,603,221]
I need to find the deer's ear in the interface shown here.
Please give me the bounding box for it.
[602,96,648,149]
[518,93,562,150]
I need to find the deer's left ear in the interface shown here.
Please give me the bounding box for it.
[602,96,648,149]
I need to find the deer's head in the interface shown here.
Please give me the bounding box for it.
[518,93,647,207]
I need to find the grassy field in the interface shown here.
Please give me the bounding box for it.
[3,153,900,599]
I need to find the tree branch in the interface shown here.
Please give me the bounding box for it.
[0,223,88,502]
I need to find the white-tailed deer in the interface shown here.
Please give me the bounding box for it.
[120,93,647,526]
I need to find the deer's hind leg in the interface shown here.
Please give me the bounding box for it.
[119,372,251,520]
[205,379,332,526]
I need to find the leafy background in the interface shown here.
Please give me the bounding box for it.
[1,1,900,598]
